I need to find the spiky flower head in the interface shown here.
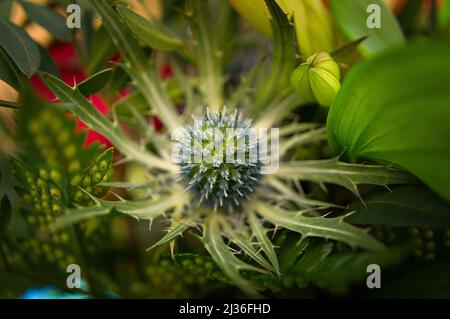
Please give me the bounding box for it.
[174,109,262,211]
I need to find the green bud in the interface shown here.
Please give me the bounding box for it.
[92,172,103,184]
[70,174,81,186]
[68,161,81,173]
[50,188,62,199]
[82,176,91,188]
[50,170,62,183]
[98,160,109,172]
[290,51,341,107]
[39,169,49,180]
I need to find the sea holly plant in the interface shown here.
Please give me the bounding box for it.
[1,0,450,298]
[39,0,414,296]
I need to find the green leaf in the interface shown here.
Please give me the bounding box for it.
[276,158,417,196]
[367,258,450,298]
[228,0,272,36]
[18,1,72,42]
[346,185,450,228]
[53,193,180,229]
[40,72,178,172]
[329,0,405,57]
[248,211,280,274]
[88,0,181,132]
[147,220,192,251]
[305,244,409,294]
[327,41,450,202]
[201,214,264,296]
[254,202,385,251]
[0,16,40,77]
[77,68,113,97]
[86,25,116,75]
[187,0,224,112]
[112,91,147,117]
[116,5,185,52]
[0,1,13,19]
[0,47,22,90]
[255,0,296,108]
[0,100,18,109]
[0,195,12,234]
[331,36,367,66]
[221,220,277,273]
[286,0,335,58]
[38,46,59,78]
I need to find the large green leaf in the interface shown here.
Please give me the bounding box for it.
[327,41,450,202]
[347,185,450,228]
[329,0,405,57]
[0,16,40,77]
[18,1,72,42]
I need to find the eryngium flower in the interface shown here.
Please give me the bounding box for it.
[174,109,261,211]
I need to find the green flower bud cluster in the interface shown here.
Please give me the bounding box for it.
[176,254,228,283]
[26,109,82,185]
[13,165,65,232]
[79,217,112,254]
[3,234,76,273]
[409,228,437,260]
[72,149,113,206]
[290,52,341,107]
[135,256,222,298]
[9,162,79,273]
[371,226,400,245]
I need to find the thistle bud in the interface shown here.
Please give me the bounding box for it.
[290,52,341,107]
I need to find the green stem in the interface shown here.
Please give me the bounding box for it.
[0,100,18,109]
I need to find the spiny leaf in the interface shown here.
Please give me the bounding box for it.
[0,16,40,77]
[40,72,177,172]
[221,220,276,273]
[147,221,193,251]
[52,193,181,230]
[88,0,181,132]
[201,214,264,296]
[248,211,280,274]
[276,158,417,196]
[254,202,385,251]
